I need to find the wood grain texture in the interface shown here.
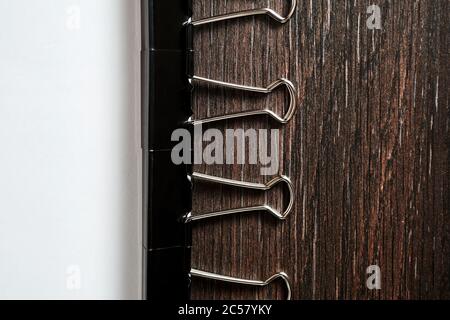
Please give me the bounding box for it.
[191,0,449,300]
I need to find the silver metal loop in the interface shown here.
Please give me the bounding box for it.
[191,76,297,125]
[190,269,292,300]
[185,173,294,222]
[191,0,297,26]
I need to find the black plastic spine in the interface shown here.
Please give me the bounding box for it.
[141,0,193,300]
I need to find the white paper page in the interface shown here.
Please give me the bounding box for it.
[0,0,141,299]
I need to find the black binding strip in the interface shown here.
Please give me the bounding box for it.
[141,0,193,300]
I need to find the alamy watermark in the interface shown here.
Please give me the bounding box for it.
[171,125,280,176]
[366,265,382,290]
[66,5,81,31]
[66,265,82,291]
[367,5,382,30]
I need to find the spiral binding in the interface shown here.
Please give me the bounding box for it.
[142,0,297,301]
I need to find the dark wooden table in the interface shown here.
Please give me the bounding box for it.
[190,0,449,300]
